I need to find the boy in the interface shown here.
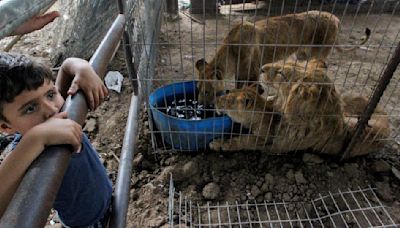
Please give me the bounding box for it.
[0,52,112,227]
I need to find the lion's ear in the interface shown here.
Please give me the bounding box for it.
[262,65,274,75]
[196,58,208,70]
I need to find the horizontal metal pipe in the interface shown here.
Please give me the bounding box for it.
[0,14,125,228]
[341,41,400,160]
[110,93,141,228]
[89,14,126,79]
[0,0,57,39]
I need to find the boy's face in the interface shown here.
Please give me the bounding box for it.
[0,80,64,135]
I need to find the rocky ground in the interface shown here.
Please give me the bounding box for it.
[1,3,400,228]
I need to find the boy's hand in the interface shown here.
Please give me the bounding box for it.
[57,58,109,111]
[10,11,60,36]
[30,112,83,152]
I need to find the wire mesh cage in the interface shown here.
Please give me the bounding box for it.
[168,176,399,227]
[132,0,400,156]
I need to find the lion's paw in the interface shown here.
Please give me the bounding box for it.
[209,139,224,151]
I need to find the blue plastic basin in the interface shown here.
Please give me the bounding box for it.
[149,81,232,151]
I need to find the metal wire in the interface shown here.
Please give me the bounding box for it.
[169,181,399,227]
[136,0,400,156]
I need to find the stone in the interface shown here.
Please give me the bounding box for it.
[283,193,291,201]
[83,118,97,133]
[265,192,273,202]
[202,182,220,200]
[157,166,182,183]
[251,186,262,197]
[371,160,391,173]
[260,183,269,192]
[182,161,199,178]
[376,182,393,202]
[392,167,400,181]
[295,170,307,185]
[343,163,359,177]
[286,169,295,182]
[148,216,167,227]
[133,153,144,167]
[302,153,324,164]
[264,173,274,185]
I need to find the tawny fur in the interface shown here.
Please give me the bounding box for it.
[212,87,281,150]
[341,92,390,156]
[196,10,370,105]
[210,60,389,158]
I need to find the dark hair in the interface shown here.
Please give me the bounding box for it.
[0,52,53,121]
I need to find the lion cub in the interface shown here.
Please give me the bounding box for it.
[196,10,371,105]
[210,87,281,151]
[210,60,390,157]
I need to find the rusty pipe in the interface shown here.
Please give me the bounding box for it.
[0,14,125,228]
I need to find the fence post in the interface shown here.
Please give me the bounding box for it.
[166,0,179,14]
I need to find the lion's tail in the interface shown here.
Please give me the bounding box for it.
[335,27,371,52]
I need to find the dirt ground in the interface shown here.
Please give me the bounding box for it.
[1,4,400,228]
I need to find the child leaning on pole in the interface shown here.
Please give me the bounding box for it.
[0,52,112,227]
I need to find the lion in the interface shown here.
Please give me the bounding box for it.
[210,60,389,158]
[196,10,371,105]
[340,92,390,157]
[211,86,281,151]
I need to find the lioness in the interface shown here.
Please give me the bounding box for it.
[210,61,389,158]
[196,10,371,105]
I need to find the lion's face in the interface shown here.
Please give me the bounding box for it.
[196,59,224,105]
[259,61,298,96]
[215,87,267,123]
[259,59,327,96]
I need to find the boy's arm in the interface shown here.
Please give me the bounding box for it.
[55,58,109,111]
[0,132,46,217]
[0,112,82,218]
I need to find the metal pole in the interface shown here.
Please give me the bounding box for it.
[108,2,140,227]
[166,0,179,14]
[0,0,57,39]
[117,0,139,94]
[109,94,141,228]
[0,14,125,228]
[341,41,400,160]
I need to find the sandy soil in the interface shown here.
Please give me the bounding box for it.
[1,4,400,228]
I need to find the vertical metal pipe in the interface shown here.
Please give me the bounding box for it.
[0,0,57,39]
[166,0,179,14]
[109,2,141,227]
[109,94,141,228]
[0,15,125,228]
[117,0,139,94]
[341,41,400,160]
